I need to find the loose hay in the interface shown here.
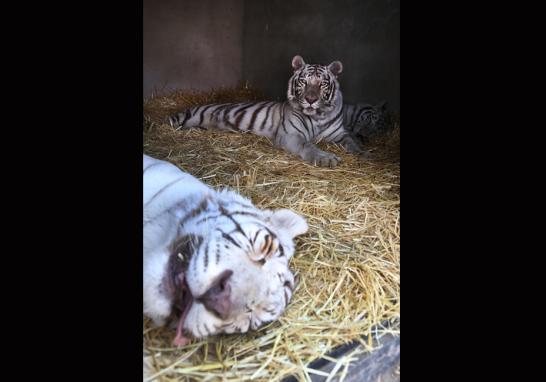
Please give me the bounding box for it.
[143,85,400,382]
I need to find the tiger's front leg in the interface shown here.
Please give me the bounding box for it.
[276,134,342,168]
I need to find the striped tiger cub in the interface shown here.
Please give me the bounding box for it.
[143,154,308,346]
[343,101,392,142]
[169,55,368,167]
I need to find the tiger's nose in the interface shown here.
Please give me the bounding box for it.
[305,95,318,104]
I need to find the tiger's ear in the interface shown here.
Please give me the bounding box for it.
[377,100,387,111]
[328,60,343,76]
[292,55,306,71]
[268,209,308,239]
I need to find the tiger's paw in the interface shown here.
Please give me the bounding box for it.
[311,152,342,168]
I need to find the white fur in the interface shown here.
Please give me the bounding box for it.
[143,155,308,338]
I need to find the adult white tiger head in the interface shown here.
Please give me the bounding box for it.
[143,155,308,346]
[173,203,307,345]
[287,55,343,118]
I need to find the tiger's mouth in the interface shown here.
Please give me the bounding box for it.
[167,236,198,346]
[172,275,194,347]
[168,266,234,346]
[303,107,317,115]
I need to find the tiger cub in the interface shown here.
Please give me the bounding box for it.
[343,101,392,142]
[169,55,368,168]
[143,154,308,346]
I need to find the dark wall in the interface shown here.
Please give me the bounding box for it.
[143,0,243,98]
[242,0,400,110]
[143,0,400,111]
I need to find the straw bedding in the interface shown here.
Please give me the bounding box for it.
[143,85,400,382]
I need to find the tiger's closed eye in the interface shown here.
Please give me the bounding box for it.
[283,277,295,291]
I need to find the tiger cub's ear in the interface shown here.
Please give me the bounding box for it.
[292,55,306,71]
[268,209,308,239]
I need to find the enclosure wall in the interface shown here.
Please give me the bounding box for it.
[143,0,400,111]
[242,0,400,110]
[143,0,244,97]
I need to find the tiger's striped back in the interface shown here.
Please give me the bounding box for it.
[169,101,286,139]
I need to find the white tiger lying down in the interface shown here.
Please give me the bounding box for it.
[143,155,308,346]
[169,55,368,168]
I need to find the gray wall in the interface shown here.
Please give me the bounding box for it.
[143,0,243,97]
[143,0,400,111]
[242,0,400,110]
